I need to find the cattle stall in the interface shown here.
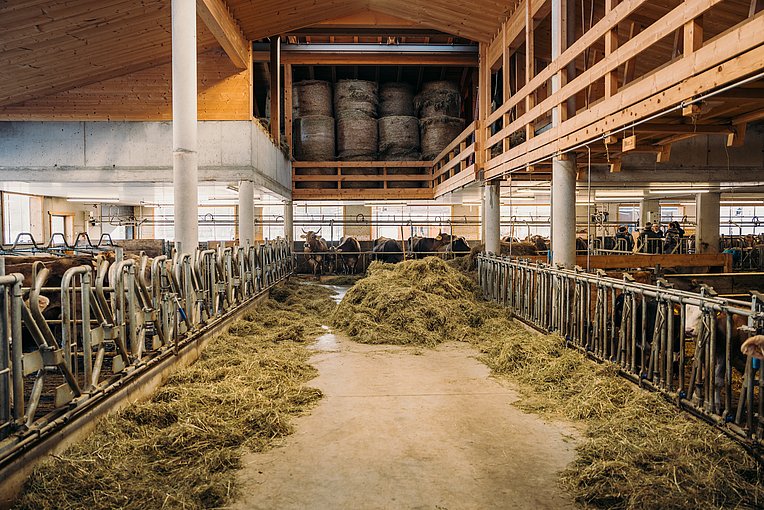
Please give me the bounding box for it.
[0,240,293,481]
[478,254,764,447]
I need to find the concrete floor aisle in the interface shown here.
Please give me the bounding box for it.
[233,331,578,510]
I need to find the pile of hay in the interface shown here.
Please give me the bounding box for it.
[15,281,336,510]
[332,257,499,346]
[476,318,764,509]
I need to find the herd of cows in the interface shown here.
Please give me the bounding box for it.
[299,229,471,276]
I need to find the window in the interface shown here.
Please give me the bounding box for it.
[500,205,550,238]
[294,204,343,242]
[371,205,451,240]
[262,205,285,240]
[3,193,32,244]
[151,206,236,242]
[720,205,761,235]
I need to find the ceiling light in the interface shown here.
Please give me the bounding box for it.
[67,197,119,203]
[651,189,710,194]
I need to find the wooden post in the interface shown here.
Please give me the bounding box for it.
[284,63,293,158]
[683,13,703,56]
[476,42,489,177]
[605,0,619,98]
[270,36,281,143]
[502,23,511,152]
[525,0,535,142]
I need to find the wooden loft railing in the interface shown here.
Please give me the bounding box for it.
[291,123,480,200]
[292,161,434,200]
[433,121,478,196]
[482,0,764,180]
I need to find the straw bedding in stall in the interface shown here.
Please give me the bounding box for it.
[15,281,336,510]
[333,257,763,509]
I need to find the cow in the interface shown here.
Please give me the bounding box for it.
[613,293,682,374]
[684,304,749,413]
[741,335,764,359]
[372,237,404,264]
[301,229,329,277]
[408,232,453,259]
[438,236,471,256]
[525,235,549,253]
[334,236,362,274]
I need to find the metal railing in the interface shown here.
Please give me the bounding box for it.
[477,253,764,445]
[0,238,293,465]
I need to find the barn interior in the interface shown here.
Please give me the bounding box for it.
[1,0,764,508]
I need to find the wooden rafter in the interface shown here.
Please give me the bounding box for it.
[197,0,249,69]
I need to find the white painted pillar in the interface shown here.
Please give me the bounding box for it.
[483,181,501,254]
[171,0,198,254]
[551,158,577,267]
[238,180,254,247]
[696,192,720,254]
[550,0,576,267]
[639,199,661,226]
[284,200,294,247]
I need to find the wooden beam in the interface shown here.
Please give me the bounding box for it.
[634,123,734,134]
[609,160,622,173]
[252,51,478,66]
[196,0,249,69]
[270,36,281,143]
[683,14,704,56]
[733,107,764,124]
[284,63,293,158]
[726,123,747,147]
[605,0,619,98]
[525,0,535,142]
[656,144,671,162]
[515,253,731,270]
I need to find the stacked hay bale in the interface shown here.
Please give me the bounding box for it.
[335,80,379,188]
[378,82,423,188]
[292,80,335,189]
[416,81,465,161]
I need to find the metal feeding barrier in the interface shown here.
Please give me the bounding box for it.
[477,253,764,447]
[0,238,293,467]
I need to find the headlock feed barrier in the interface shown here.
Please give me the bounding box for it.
[0,239,293,468]
[477,254,764,447]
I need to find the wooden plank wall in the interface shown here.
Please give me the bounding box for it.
[0,48,250,121]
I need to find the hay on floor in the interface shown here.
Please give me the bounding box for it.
[333,258,763,509]
[15,281,336,510]
[332,257,501,347]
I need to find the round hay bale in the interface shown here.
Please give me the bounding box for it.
[420,116,465,160]
[293,80,332,117]
[378,116,421,161]
[337,110,378,160]
[415,81,461,118]
[379,82,415,117]
[334,79,378,117]
[294,115,335,161]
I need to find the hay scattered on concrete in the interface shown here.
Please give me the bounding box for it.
[333,257,493,346]
[476,320,764,509]
[333,258,763,508]
[15,281,336,510]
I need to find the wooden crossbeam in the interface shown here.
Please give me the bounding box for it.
[197,0,249,69]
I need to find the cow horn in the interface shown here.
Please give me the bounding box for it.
[316,227,322,235]
[302,228,307,234]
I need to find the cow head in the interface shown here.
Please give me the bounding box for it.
[684,304,704,338]
[301,229,323,250]
[741,335,764,360]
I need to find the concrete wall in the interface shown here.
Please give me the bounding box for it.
[0,120,292,199]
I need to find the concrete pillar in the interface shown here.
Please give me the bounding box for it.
[551,157,577,267]
[696,192,720,254]
[284,200,294,246]
[483,181,501,254]
[171,0,198,254]
[238,180,254,247]
[639,199,661,226]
